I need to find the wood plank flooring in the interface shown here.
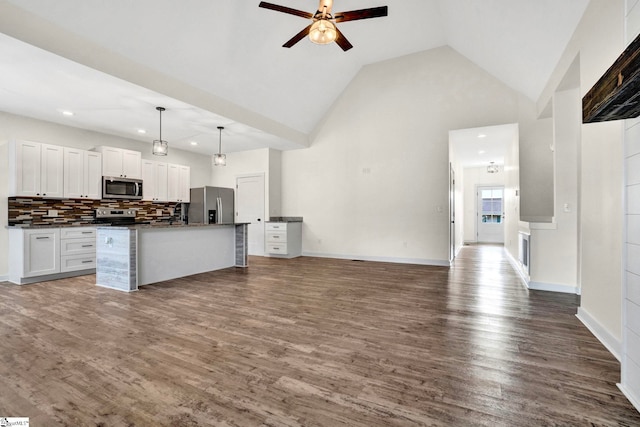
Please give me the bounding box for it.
[0,244,638,426]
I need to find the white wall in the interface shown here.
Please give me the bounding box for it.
[534,0,625,349]
[210,147,282,219]
[462,166,506,244]
[529,88,581,293]
[621,0,640,411]
[0,110,212,278]
[282,46,536,265]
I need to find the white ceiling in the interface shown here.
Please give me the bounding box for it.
[0,0,589,156]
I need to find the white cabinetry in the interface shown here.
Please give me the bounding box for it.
[60,227,96,272]
[141,160,168,202]
[8,227,96,284]
[9,140,64,198]
[8,228,60,282]
[64,148,102,199]
[266,222,302,258]
[167,164,190,202]
[95,146,141,178]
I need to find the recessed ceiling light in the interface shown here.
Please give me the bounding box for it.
[478,133,487,138]
[190,141,198,146]
[61,110,74,116]
[137,129,146,134]
[479,150,486,154]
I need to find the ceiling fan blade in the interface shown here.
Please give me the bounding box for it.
[334,6,388,23]
[335,27,353,52]
[283,24,313,48]
[259,2,314,19]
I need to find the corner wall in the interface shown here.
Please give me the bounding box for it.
[281,46,535,265]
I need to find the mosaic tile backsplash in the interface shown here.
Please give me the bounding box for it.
[8,197,183,226]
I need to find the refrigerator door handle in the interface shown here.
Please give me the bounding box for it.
[217,197,222,224]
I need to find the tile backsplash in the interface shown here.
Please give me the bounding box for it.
[8,197,183,226]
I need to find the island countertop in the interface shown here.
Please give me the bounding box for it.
[96,222,249,291]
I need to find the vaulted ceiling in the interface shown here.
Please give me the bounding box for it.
[0,0,589,155]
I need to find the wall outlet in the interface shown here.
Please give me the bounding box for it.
[47,209,58,217]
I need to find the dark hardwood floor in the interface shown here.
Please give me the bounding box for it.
[0,245,638,426]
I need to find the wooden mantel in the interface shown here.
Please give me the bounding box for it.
[583,32,640,123]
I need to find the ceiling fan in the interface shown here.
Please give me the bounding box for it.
[258,0,388,51]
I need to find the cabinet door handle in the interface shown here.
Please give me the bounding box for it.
[81,260,93,264]
[36,236,50,240]
[81,231,93,234]
[81,244,94,248]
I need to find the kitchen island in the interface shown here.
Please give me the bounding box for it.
[96,222,248,291]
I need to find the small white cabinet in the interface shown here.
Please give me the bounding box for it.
[95,146,141,179]
[8,227,96,284]
[266,222,302,258]
[167,163,190,202]
[142,160,169,202]
[9,228,60,282]
[64,148,102,199]
[9,140,64,198]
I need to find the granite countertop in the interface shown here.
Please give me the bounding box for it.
[99,222,248,230]
[266,216,303,223]
[8,222,249,230]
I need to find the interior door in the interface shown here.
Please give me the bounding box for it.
[236,174,265,256]
[477,186,504,243]
[449,164,456,262]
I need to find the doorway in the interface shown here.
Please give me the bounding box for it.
[476,185,504,243]
[236,174,265,256]
[449,163,456,262]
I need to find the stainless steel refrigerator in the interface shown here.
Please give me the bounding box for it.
[188,186,234,224]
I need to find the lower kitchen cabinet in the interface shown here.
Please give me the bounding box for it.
[8,227,96,284]
[265,222,302,258]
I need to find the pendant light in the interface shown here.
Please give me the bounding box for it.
[487,161,499,174]
[152,106,168,156]
[213,126,226,166]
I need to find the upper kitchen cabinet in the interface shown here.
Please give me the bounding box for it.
[64,148,102,199]
[9,140,64,198]
[94,146,141,179]
[167,164,190,202]
[141,159,168,202]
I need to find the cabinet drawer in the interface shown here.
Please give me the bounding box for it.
[61,238,96,256]
[61,254,96,272]
[60,227,96,239]
[266,231,287,243]
[266,223,287,231]
[267,243,288,254]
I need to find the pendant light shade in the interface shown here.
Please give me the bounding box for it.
[487,161,499,174]
[152,106,168,156]
[214,126,226,166]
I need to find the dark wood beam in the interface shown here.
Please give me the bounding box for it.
[583,32,640,123]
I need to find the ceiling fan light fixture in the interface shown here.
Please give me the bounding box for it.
[309,19,337,44]
[152,106,168,156]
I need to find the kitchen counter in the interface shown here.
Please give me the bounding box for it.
[95,222,249,291]
[266,216,303,223]
[8,222,246,229]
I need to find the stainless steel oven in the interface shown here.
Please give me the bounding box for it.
[102,176,143,199]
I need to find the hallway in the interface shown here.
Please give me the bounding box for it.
[0,246,638,425]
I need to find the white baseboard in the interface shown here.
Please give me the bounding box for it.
[0,275,8,282]
[529,281,580,294]
[576,307,622,361]
[302,251,450,267]
[618,383,640,414]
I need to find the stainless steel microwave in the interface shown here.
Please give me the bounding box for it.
[102,176,143,199]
